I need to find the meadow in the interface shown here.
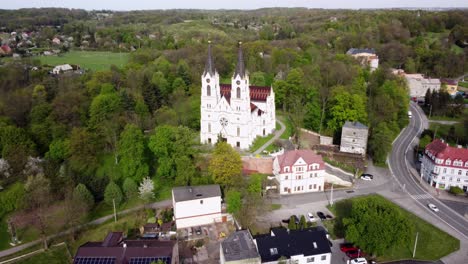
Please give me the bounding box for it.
[39,51,129,71]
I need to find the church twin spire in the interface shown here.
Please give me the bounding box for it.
[203,41,246,79]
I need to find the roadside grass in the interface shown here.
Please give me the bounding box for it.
[39,51,129,71]
[279,115,293,140]
[15,243,71,264]
[0,217,41,251]
[270,204,282,211]
[459,81,468,88]
[323,156,356,174]
[0,218,10,250]
[327,194,459,261]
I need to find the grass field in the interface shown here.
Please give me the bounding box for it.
[0,218,10,250]
[39,51,129,71]
[327,195,459,262]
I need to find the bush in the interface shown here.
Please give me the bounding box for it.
[449,186,464,195]
[122,178,138,200]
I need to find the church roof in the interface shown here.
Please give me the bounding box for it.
[220,84,272,103]
[234,42,246,78]
[203,42,215,77]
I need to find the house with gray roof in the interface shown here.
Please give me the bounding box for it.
[340,121,369,155]
[220,230,260,264]
[172,185,222,229]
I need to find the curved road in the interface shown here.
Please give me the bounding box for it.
[388,102,468,239]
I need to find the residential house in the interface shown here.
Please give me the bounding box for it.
[420,139,468,192]
[441,79,459,96]
[172,185,222,229]
[52,64,73,74]
[254,227,331,264]
[346,48,379,72]
[340,121,369,155]
[220,230,261,264]
[74,231,178,264]
[273,150,325,195]
[405,74,441,101]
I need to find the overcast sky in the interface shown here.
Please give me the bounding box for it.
[2,0,468,10]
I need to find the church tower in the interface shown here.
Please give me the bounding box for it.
[230,42,250,113]
[200,41,220,145]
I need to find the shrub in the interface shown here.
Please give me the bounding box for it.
[449,186,464,195]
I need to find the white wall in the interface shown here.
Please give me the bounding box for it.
[174,196,221,229]
[262,253,331,264]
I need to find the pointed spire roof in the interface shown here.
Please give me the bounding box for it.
[203,41,215,77]
[234,41,246,79]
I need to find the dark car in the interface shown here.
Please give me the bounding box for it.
[346,249,364,258]
[282,218,290,224]
[340,243,357,252]
[317,211,326,221]
[326,214,333,219]
[361,173,374,179]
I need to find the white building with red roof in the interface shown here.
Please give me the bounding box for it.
[273,150,325,195]
[421,139,468,192]
[200,42,276,149]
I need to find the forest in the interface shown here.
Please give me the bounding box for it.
[0,8,467,248]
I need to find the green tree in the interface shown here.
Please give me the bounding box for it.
[68,128,100,175]
[247,174,265,195]
[104,181,123,207]
[46,139,70,162]
[88,86,122,129]
[250,72,266,86]
[226,190,242,215]
[208,142,242,188]
[327,87,367,133]
[299,215,307,229]
[122,178,138,200]
[288,216,297,230]
[117,124,149,183]
[368,123,394,165]
[176,60,191,86]
[73,183,94,209]
[343,196,413,256]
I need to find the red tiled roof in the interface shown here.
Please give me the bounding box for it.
[219,84,271,102]
[1,45,11,53]
[276,150,324,173]
[425,139,468,165]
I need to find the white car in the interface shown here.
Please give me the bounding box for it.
[350,258,367,264]
[361,175,372,181]
[428,203,439,212]
[307,212,316,222]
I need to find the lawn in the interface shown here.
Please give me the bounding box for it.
[278,115,294,140]
[0,218,10,250]
[39,51,129,71]
[327,195,459,262]
[15,244,71,264]
[250,133,275,153]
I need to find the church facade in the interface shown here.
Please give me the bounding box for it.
[200,43,276,149]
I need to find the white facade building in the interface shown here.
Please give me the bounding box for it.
[405,74,441,100]
[340,121,369,155]
[254,228,331,264]
[420,139,468,192]
[273,150,325,195]
[172,185,222,229]
[200,42,276,149]
[52,64,73,74]
[346,48,379,72]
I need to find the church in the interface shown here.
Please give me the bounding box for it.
[200,42,276,149]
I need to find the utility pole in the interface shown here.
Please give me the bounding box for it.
[330,183,334,206]
[113,198,117,222]
[413,232,419,258]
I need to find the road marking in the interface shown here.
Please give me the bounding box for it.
[412,194,432,200]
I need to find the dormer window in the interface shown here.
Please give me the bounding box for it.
[270,248,278,255]
[284,167,289,173]
[446,159,451,165]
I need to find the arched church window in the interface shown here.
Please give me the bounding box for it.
[207,85,211,96]
[237,127,240,136]
[236,87,241,99]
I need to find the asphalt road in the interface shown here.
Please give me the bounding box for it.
[387,102,468,240]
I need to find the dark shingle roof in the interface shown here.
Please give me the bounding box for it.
[222,230,260,262]
[234,42,246,78]
[254,227,331,262]
[203,41,216,77]
[343,121,368,130]
[346,48,376,55]
[172,185,221,202]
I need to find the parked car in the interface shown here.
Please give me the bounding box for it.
[340,243,357,252]
[361,175,372,181]
[347,250,364,259]
[317,211,326,221]
[350,258,367,264]
[428,203,439,212]
[282,218,290,224]
[361,173,374,179]
[307,212,316,222]
[326,214,333,219]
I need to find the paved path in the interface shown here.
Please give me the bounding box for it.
[0,199,171,259]
[428,120,459,125]
[253,119,286,155]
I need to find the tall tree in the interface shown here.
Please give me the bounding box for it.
[208,142,242,188]
[104,181,123,207]
[117,124,149,183]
